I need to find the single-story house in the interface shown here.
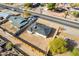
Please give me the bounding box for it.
[0,12,13,23]
[27,23,52,38]
[8,15,28,29]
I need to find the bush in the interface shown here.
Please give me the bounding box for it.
[71,11,79,17]
[22,10,31,18]
[49,38,68,55]
[47,3,56,10]
[24,3,32,9]
[71,48,79,56]
[5,42,13,50]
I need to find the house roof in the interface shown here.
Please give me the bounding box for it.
[0,9,19,19]
[27,23,52,37]
[0,13,11,23]
[8,15,27,28]
[0,13,10,19]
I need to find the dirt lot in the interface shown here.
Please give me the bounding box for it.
[0,28,45,56]
[1,21,18,34]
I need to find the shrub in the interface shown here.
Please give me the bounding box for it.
[49,38,68,55]
[5,42,13,50]
[40,3,46,7]
[71,11,79,17]
[71,48,79,56]
[47,3,56,10]
[24,3,32,9]
[22,10,31,18]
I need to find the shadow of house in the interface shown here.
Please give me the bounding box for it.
[48,28,56,38]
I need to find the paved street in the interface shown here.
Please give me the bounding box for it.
[0,4,79,38]
[0,3,79,29]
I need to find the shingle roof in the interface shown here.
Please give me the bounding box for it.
[8,15,27,28]
[27,23,52,37]
[0,13,10,19]
[0,10,19,19]
[0,13,11,23]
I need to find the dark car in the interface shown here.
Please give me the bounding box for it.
[54,7,66,13]
[31,3,40,8]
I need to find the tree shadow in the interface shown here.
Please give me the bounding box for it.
[47,50,53,56]
[66,39,77,51]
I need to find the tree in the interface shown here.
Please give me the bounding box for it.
[23,3,32,9]
[49,38,68,55]
[5,42,13,50]
[22,10,31,18]
[47,3,56,10]
[22,3,31,18]
[71,48,79,56]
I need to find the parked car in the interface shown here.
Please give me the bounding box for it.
[31,3,40,8]
[54,7,66,12]
[11,8,16,11]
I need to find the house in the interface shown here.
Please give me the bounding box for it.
[8,15,28,29]
[0,10,16,23]
[0,13,10,19]
[0,13,12,24]
[27,23,52,38]
[8,15,38,29]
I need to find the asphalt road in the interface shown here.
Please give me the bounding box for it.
[0,4,79,29]
[28,11,79,29]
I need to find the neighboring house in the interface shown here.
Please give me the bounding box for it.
[0,13,11,23]
[27,23,52,38]
[8,15,38,29]
[0,13,11,19]
[8,15,28,29]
